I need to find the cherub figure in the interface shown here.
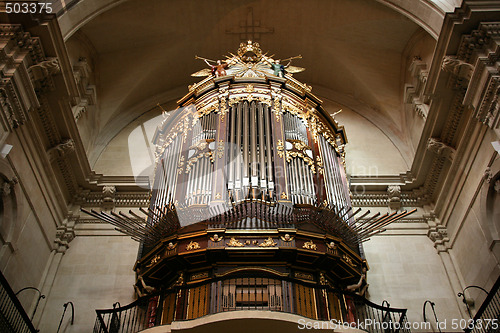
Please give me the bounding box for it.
[206,59,228,77]
[346,267,368,296]
[270,59,288,77]
[193,56,237,78]
[263,55,303,78]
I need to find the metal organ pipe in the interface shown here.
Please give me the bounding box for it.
[242,103,249,190]
[264,105,273,197]
[250,102,258,191]
[228,105,236,193]
[235,103,243,200]
[258,103,266,195]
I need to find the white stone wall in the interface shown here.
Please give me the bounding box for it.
[36,235,138,332]
[364,234,463,332]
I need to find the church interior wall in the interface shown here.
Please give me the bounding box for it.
[0,132,61,321]
[363,234,463,329]
[35,234,138,332]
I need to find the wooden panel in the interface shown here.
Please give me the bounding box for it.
[161,293,176,325]
[294,284,317,319]
[327,292,343,322]
[187,285,210,319]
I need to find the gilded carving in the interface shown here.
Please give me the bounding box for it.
[191,272,209,281]
[227,237,245,247]
[185,152,214,173]
[259,237,277,247]
[215,86,230,120]
[277,140,284,158]
[326,241,337,250]
[295,272,314,280]
[217,140,224,158]
[303,240,317,250]
[146,254,161,268]
[342,254,356,267]
[280,234,294,242]
[186,241,201,251]
[271,88,283,122]
[210,234,223,242]
[316,155,324,175]
[285,151,316,173]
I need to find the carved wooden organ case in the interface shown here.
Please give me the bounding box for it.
[78,42,416,298]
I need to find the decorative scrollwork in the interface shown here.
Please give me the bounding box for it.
[185,152,214,173]
[277,140,284,158]
[227,237,244,247]
[217,140,224,158]
[210,234,223,242]
[186,241,201,251]
[271,88,283,122]
[146,254,161,267]
[303,240,317,250]
[316,155,324,175]
[285,151,316,174]
[259,237,277,247]
[343,254,356,267]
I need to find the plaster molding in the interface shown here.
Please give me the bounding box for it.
[46,139,76,162]
[0,177,17,197]
[387,185,402,210]
[76,190,149,208]
[425,213,451,253]
[350,188,428,207]
[404,58,430,120]
[54,213,78,253]
[101,185,116,209]
[427,137,456,161]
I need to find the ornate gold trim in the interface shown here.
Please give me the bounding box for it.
[258,237,277,247]
[277,140,284,158]
[303,240,317,250]
[215,266,289,278]
[210,234,223,242]
[227,237,244,247]
[217,140,224,158]
[186,241,201,251]
[146,254,161,268]
[342,254,356,267]
[185,151,214,173]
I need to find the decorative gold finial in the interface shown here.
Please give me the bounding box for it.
[237,40,262,62]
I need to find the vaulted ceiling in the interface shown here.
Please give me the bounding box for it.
[60,0,444,172]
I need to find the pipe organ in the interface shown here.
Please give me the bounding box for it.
[150,50,352,228]
[85,42,414,310]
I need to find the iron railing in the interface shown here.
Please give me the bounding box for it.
[0,271,37,333]
[466,276,500,333]
[94,275,410,333]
